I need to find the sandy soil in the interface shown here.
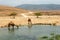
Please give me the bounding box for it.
[0,16,60,27]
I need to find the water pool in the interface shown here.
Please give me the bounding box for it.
[0,25,60,40]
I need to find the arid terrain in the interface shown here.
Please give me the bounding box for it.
[0,6,30,16]
[0,6,60,16]
[0,6,60,27]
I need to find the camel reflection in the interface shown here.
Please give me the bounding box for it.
[8,27,14,32]
[28,24,32,29]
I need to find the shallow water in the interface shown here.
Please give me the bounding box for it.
[0,25,60,40]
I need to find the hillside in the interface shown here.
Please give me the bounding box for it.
[16,4,60,10]
[16,4,60,15]
[0,5,60,16]
[0,6,29,16]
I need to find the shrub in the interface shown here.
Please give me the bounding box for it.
[9,12,17,19]
[34,12,42,18]
[9,12,17,16]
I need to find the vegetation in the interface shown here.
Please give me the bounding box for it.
[9,12,17,19]
[38,33,60,40]
[9,12,17,16]
[34,12,42,18]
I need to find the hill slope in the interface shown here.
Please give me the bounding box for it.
[0,6,29,16]
[16,4,60,10]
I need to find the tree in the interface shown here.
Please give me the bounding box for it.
[9,12,17,19]
[34,12,42,18]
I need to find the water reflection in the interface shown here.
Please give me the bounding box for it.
[16,25,19,29]
[28,25,32,29]
[0,25,60,40]
[8,28,14,32]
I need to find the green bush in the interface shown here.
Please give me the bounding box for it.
[34,12,42,18]
[9,12,17,16]
[9,12,17,19]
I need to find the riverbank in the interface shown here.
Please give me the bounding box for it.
[0,16,60,27]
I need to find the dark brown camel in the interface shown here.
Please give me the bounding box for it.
[28,18,32,28]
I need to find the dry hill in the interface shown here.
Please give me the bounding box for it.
[0,6,30,16]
